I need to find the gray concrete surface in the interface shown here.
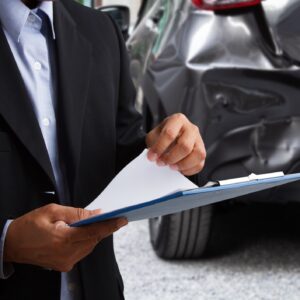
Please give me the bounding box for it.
[114,203,300,300]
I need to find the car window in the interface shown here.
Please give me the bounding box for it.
[138,0,157,20]
[95,1,142,25]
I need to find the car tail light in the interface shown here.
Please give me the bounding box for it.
[193,0,262,10]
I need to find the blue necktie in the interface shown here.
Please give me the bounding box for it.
[37,8,58,87]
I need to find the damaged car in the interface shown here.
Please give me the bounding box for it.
[104,0,300,259]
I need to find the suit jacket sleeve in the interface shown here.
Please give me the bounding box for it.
[108,16,147,172]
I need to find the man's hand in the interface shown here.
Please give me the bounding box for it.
[4,204,127,272]
[146,113,206,176]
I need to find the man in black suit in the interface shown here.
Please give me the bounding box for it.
[0,0,206,299]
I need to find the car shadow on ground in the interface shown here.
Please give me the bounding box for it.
[201,201,300,270]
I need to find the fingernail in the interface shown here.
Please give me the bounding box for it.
[157,160,166,167]
[170,164,179,171]
[92,209,101,215]
[147,150,158,162]
[117,218,128,228]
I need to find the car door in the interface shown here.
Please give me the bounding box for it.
[127,0,169,90]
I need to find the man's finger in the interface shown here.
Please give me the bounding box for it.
[61,218,128,243]
[181,160,205,176]
[159,129,196,165]
[146,127,161,160]
[45,203,101,224]
[148,116,184,160]
[173,144,206,172]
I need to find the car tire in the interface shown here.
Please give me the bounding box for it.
[149,205,213,259]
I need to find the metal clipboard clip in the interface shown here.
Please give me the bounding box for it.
[218,172,285,186]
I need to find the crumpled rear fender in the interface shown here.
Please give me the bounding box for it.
[134,1,300,201]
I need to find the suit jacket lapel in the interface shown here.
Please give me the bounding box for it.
[53,2,92,200]
[0,26,56,187]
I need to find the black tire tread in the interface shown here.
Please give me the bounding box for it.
[150,205,213,259]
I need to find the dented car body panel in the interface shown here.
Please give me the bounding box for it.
[128,0,300,201]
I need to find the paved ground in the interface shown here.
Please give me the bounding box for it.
[114,203,300,300]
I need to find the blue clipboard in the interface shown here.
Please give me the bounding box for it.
[71,172,300,227]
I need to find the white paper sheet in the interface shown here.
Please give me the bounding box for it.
[86,149,198,212]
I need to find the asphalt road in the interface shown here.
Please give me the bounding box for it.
[114,203,300,300]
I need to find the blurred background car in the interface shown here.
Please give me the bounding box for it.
[97,0,300,260]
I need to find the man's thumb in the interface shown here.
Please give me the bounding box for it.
[77,208,102,221]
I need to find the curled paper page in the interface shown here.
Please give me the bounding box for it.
[86,149,198,213]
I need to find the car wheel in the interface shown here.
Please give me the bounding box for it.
[149,205,213,259]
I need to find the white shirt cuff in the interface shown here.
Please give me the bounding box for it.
[0,220,14,279]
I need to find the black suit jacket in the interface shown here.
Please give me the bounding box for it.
[0,0,145,299]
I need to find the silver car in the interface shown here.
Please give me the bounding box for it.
[102,0,300,259]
